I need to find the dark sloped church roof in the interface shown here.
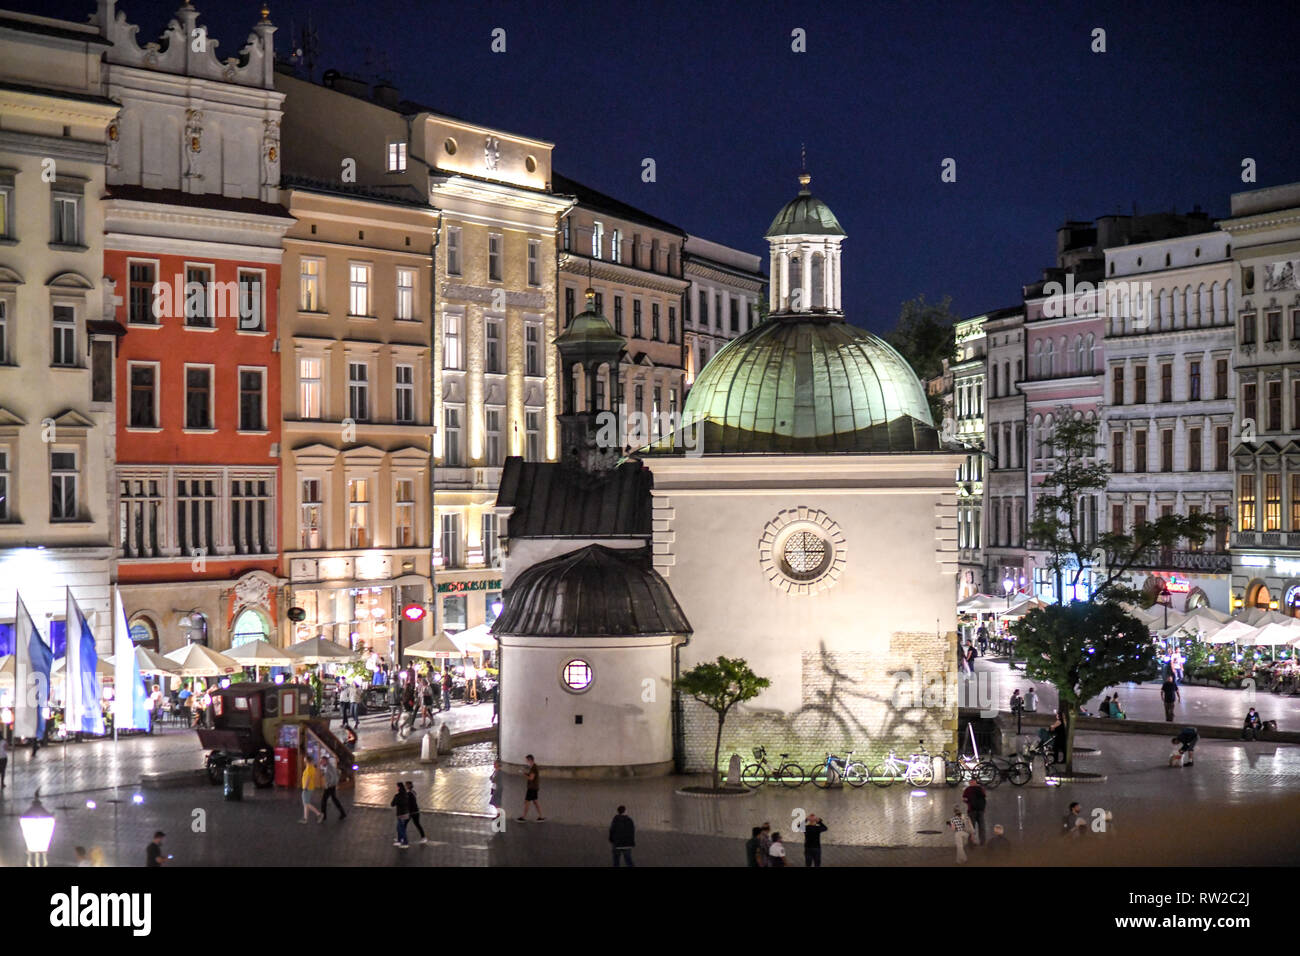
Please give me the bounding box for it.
[496,458,652,537]
[492,545,691,638]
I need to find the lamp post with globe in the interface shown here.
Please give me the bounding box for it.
[19,791,55,867]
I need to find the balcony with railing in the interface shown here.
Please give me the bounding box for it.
[1231,530,1300,552]
[1121,548,1232,573]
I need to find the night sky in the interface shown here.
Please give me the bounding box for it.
[15,0,1300,333]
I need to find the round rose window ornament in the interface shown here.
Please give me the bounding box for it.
[758,508,847,594]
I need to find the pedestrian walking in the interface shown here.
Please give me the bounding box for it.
[441,670,452,711]
[803,813,828,867]
[339,682,353,728]
[745,826,762,867]
[1024,686,1039,713]
[757,822,772,867]
[1010,688,1024,733]
[1160,675,1180,722]
[391,782,411,848]
[146,831,166,867]
[985,824,1011,855]
[948,806,969,863]
[518,754,544,821]
[977,624,988,655]
[609,805,635,866]
[767,832,787,866]
[489,759,503,819]
[320,755,346,821]
[1050,710,1068,764]
[0,735,8,790]
[404,781,427,843]
[961,779,987,846]
[300,756,324,823]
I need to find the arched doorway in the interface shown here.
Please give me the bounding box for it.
[231,608,270,647]
[129,615,159,651]
[1246,580,1273,610]
[1184,587,1209,611]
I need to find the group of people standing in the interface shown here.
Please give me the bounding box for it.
[745,815,829,867]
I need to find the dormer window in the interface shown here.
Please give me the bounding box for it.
[386,141,407,172]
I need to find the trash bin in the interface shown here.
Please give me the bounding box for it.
[223,765,244,801]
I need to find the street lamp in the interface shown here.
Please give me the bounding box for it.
[1002,577,1013,609]
[19,791,55,867]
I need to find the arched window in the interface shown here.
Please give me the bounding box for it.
[129,615,159,652]
[1045,341,1055,376]
[1032,415,1042,459]
[1074,335,1085,373]
[1159,289,1170,329]
[1044,415,1055,458]
[1210,281,1221,323]
[789,256,803,308]
[810,253,825,308]
[1185,285,1195,327]
[1033,341,1044,378]
[1172,287,1183,328]
[1198,284,1209,327]
[1085,333,1096,373]
[232,609,269,647]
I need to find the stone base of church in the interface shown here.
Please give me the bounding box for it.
[500,758,677,779]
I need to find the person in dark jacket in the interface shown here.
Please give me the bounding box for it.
[609,806,635,866]
[803,813,828,867]
[1160,676,1180,721]
[961,780,987,845]
[745,826,762,867]
[404,781,427,843]
[1243,708,1263,740]
[390,783,411,848]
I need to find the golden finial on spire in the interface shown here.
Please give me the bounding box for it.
[798,144,810,191]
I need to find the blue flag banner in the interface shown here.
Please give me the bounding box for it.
[49,619,67,660]
[67,590,106,736]
[14,594,53,739]
[112,587,150,731]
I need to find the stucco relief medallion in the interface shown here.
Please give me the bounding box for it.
[758,508,847,595]
[234,573,271,610]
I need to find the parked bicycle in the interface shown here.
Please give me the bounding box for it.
[985,753,1032,787]
[811,750,868,788]
[740,746,807,789]
[1023,734,1058,770]
[940,749,989,787]
[870,741,935,788]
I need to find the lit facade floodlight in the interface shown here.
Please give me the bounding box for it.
[20,792,55,865]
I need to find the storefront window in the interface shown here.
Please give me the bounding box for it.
[291,586,393,653]
[485,591,502,626]
[443,594,467,632]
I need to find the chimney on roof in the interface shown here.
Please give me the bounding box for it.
[372,82,399,109]
[322,69,369,99]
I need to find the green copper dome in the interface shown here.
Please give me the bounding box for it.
[674,315,938,454]
[766,176,846,238]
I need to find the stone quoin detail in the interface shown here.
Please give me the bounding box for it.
[758,507,847,594]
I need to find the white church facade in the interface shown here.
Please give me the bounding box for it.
[493,174,963,775]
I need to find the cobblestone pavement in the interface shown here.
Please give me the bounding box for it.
[974,658,1300,727]
[0,702,495,799]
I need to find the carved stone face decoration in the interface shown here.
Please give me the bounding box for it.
[484,136,501,172]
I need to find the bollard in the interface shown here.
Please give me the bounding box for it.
[419,731,434,764]
[1017,793,1024,831]
[726,753,743,787]
[435,721,453,755]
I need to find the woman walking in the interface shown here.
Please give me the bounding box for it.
[299,755,324,823]
[391,782,411,848]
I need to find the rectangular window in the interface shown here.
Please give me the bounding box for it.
[0,184,8,239]
[0,300,6,364]
[1161,429,1173,472]
[239,369,265,431]
[1216,426,1229,471]
[300,478,322,549]
[185,367,212,429]
[482,512,500,566]
[613,296,624,335]
[386,141,408,172]
[53,195,79,245]
[668,306,677,344]
[443,314,462,370]
[446,227,462,276]
[1266,309,1282,343]
[486,409,502,465]
[565,287,575,324]
[652,386,663,438]
[1269,380,1283,432]
[185,265,212,327]
[1238,474,1256,531]
[1134,504,1147,529]
[440,513,461,569]
[50,450,77,521]
[1111,432,1124,473]
[92,339,113,403]
[527,240,540,286]
[347,478,370,548]
[1215,504,1229,551]
[1241,311,1256,345]
[1266,472,1282,531]
[525,323,541,377]
[610,229,621,264]
[395,478,415,547]
[633,299,643,338]
[443,406,462,467]
[176,476,217,557]
[1293,476,1300,534]
[118,476,163,558]
[485,319,502,374]
[299,357,322,419]
[1160,363,1172,402]
[1243,382,1257,424]
[697,290,708,328]
[488,234,502,281]
[1215,359,1228,399]
[525,410,541,461]
[348,362,369,421]
[1134,429,1147,472]
[1112,504,1124,535]
[669,387,678,417]
[230,477,271,555]
[52,305,76,367]
[1188,427,1202,472]
[652,303,661,341]
[299,258,321,311]
[592,221,604,259]
[1134,365,1147,403]
[129,364,157,428]
[395,364,414,423]
[237,269,263,331]
[396,268,415,320]
[349,263,371,316]
[0,448,8,520]
[129,262,157,325]
[1189,360,1201,401]
[562,218,571,251]
[1295,381,1300,433]
[730,299,740,332]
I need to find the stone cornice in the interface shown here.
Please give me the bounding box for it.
[559,253,687,294]
[0,129,107,164]
[441,282,547,309]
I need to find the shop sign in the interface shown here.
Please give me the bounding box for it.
[1286,585,1300,608]
[1275,558,1300,576]
[437,579,503,594]
[401,604,427,622]
[1238,555,1269,568]
[1165,577,1190,594]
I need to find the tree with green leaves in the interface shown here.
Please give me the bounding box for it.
[674,656,770,790]
[885,294,958,423]
[1010,601,1154,772]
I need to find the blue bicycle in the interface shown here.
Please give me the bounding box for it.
[812,750,868,788]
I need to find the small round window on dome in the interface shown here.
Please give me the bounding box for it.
[561,659,593,693]
[444,138,458,155]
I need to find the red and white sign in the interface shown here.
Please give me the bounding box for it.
[401,604,427,623]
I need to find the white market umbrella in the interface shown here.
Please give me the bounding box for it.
[958,594,1003,613]
[163,643,241,677]
[1208,619,1261,645]
[134,645,181,676]
[1181,605,1231,626]
[224,639,303,668]
[403,631,463,659]
[1239,621,1299,647]
[454,623,496,652]
[1158,617,1226,641]
[285,636,358,665]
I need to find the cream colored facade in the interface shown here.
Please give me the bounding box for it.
[682,235,764,387]
[0,13,120,643]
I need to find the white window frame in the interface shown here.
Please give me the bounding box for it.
[485,316,503,374]
[0,444,10,521]
[488,233,503,282]
[482,512,500,566]
[348,262,372,317]
[394,477,416,548]
[183,363,216,432]
[229,473,274,555]
[347,477,372,549]
[443,313,463,370]
[183,262,215,329]
[525,409,540,461]
[299,257,323,312]
[298,356,323,420]
[237,366,267,433]
[386,140,408,173]
[237,268,266,333]
[347,361,370,422]
[127,360,161,431]
[127,258,160,327]
[525,320,542,377]
[394,363,415,423]
[443,405,463,467]
[485,406,503,466]
[592,220,604,260]
[49,446,78,521]
[395,267,416,321]
[527,240,540,286]
[52,193,80,246]
[299,476,323,550]
[440,512,461,568]
[446,226,462,276]
[51,303,77,367]
[610,229,621,264]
